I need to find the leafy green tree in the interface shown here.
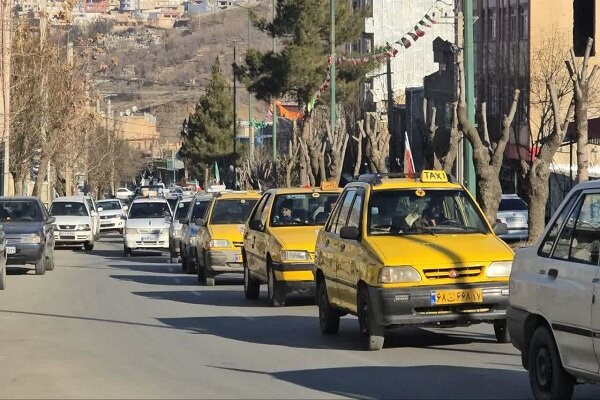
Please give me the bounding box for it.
[180,57,234,183]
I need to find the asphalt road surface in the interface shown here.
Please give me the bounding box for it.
[2,235,600,399]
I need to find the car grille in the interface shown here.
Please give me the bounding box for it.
[137,228,161,234]
[422,266,482,280]
[6,236,24,244]
[58,225,76,230]
[100,215,114,220]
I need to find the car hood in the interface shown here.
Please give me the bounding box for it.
[365,233,514,266]
[2,222,43,235]
[126,218,170,229]
[53,215,92,225]
[269,226,323,252]
[208,224,245,242]
[99,210,122,217]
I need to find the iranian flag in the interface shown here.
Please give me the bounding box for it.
[403,132,415,176]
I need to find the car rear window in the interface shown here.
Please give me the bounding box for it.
[499,198,528,211]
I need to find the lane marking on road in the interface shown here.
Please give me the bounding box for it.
[230,308,257,321]
[192,291,203,297]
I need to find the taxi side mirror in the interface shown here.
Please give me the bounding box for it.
[493,222,508,236]
[179,217,189,225]
[248,219,264,232]
[340,226,360,241]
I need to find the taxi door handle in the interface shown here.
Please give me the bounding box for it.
[548,268,558,279]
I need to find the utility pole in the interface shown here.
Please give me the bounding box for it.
[41,0,50,202]
[65,42,74,196]
[463,0,476,194]
[329,0,336,137]
[386,55,397,172]
[233,44,237,161]
[248,8,254,159]
[0,0,13,196]
[271,0,277,162]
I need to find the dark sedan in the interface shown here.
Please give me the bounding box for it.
[0,197,55,275]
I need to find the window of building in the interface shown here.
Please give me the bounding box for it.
[519,6,528,39]
[488,85,499,116]
[488,9,497,40]
[573,0,595,56]
[510,7,518,39]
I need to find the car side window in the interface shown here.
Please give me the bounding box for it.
[552,197,585,261]
[333,190,356,234]
[346,189,365,229]
[249,194,270,227]
[539,191,581,257]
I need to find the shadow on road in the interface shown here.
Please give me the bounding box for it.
[110,274,198,286]
[206,365,533,399]
[157,315,503,351]
[107,263,181,274]
[6,266,33,275]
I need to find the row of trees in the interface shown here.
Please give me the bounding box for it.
[9,17,144,199]
[179,1,599,244]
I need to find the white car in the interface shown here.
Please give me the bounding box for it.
[123,197,171,257]
[115,187,134,201]
[83,195,101,241]
[96,199,126,234]
[496,194,529,242]
[508,180,600,399]
[49,196,95,251]
[169,197,193,262]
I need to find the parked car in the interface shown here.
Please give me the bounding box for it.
[96,199,126,234]
[123,197,171,257]
[496,194,529,242]
[180,193,212,274]
[83,195,101,241]
[508,180,600,399]
[169,197,192,263]
[115,187,134,201]
[49,196,95,251]
[0,197,54,277]
[0,222,6,289]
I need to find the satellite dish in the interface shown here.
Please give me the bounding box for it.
[125,109,131,116]
[131,106,138,112]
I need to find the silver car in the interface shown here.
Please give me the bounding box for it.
[169,197,193,263]
[496,194,528,242]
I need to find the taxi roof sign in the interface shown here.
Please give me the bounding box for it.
[320,181,338,190]
[420,170,449,183]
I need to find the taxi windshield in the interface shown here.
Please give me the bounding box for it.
[368,189,489,235]
[210,199,257,224]
[271,193,340,226]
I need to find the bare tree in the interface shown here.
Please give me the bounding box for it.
[421,100,460,174]
[565,37,600,183]
[357,112,389,173]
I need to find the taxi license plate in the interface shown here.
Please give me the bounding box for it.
[6,247,15,255]
[507,217,525,223]
[141,236,158,242]
[430,288,483,305]
[60,231,76,237]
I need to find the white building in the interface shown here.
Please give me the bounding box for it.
[363,0,455,110]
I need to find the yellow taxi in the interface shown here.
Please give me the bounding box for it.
[242,184,342,306]
[314,171,514,350]
[195,190,261,286]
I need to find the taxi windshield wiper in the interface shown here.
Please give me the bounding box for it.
[410,225,436,236]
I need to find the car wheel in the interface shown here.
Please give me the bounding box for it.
[528,326,574,400]
[84,242,94,251]
[0,253,6,290]
[494,319,510,343]
[119,229,123,235]
[185,254,196,274]
[358,287,384,351]
[243,261,260,299]
[45,247,55,271]
[180,247,187,272]
[123,245,131,258]
[35,253,46,276]
[317,278,339,334]
[267,264,285,307]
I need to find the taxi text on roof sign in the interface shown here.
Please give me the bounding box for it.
[420,170,448,183]
[320,181,338,190]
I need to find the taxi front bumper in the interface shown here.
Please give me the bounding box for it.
[272,262,315,296]
[367,282,509,328]
[205,249,243,274]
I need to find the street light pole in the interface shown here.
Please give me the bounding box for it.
[233,44,237,161]
[330,0,336,137]
[463,0,476,194]
[271,0,277,162]
[248,8,254,159]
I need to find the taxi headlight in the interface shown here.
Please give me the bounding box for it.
[76,224,90,231]
[125,228,137,235]
[281,250,310,261]
[21,234,42,244]
[486,261,513,277]
[379,266,421,283]
[209,239,231,248]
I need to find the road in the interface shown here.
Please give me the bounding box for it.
[1,235,599,399]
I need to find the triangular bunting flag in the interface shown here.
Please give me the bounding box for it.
[401,37,411,48]
[407,31,419,41]
[415,25,426,37]
[419,19,431,28]
[425,13,437,24]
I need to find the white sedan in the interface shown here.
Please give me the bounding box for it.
[96,199,126,234]
[123,197,171,257]
[115,187,134,201]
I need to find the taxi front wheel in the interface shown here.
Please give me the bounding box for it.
[494,319,510,343]
[244,263,260,299]
[358,288,385,351]
[528,326,574,400]
[268,265,286,307]
[317,279,339,334]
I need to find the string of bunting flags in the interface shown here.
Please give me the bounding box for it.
[306,0,451,113]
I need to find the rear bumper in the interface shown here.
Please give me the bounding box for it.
[500,229,528,241]
[205,249,243,274]
[366,282,510,328]
[6,243,44,265]
[507,305,529,353]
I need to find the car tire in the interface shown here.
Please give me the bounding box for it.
[267,264,286,307]
[185,254,196,274]
[494,319,510,343]
[528,326,575,400]
[0,253,6,290]
[180,247,187,272]
[119,229,123,235]
[35,253,46,276]
[317,278,340,334]
[84,242,94,251]
[358,287,384,351]
[45,247,55,271]
[123,245,131,258]
[243,261,260,299]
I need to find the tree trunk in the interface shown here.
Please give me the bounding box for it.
[13,175,22,196]
[352,130,363,177]
[526,160,550,243]
[575,90,589,183]
[33,152,50,197]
